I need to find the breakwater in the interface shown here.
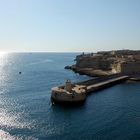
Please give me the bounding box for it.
[51,74,130,105]
[86,75,129,94]
[74,75,129,94]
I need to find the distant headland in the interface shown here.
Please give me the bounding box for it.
[65,49,140,77]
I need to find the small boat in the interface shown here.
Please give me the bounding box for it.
[51,80,86,105]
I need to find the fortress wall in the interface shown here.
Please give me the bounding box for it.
[76,58,100,69]
[74,51,140,74]
[99,60,113,70]
[121,62,140,74]
[76,57,113,70]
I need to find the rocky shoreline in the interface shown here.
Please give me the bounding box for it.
[65,65,113,77]
[65,65,140,82]
[65,50,140,79]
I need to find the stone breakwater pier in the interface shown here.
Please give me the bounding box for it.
[84,75,129,94]
[51,75,130,105]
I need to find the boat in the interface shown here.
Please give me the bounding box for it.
[51,80,86,105]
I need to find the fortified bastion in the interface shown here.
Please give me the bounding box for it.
[66,50,140,76]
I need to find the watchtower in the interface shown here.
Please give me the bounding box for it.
[65,80,72,92]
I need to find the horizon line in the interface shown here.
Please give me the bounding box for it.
[1,49,140,53]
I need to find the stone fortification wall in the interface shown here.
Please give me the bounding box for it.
[76,57,100,69]
[121,62,140,74]
[76,56,113,70]
[74,50,140,75]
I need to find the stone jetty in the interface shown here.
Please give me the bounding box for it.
[51,75,130,105]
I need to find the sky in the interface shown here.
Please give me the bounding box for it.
[0,0,140,52]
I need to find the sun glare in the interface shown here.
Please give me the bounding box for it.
[0,51,7,57]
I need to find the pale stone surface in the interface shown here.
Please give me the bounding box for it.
[72,50,140,75]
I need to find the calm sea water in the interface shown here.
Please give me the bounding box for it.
[0,53,140,140]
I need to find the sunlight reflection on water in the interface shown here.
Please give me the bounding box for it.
[0,52,8,65]
[0,130,38,140]
[0,53,35,140]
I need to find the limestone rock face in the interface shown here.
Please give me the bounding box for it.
[71,50,140,75]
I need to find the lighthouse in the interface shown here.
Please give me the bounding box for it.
[65,80,72,92]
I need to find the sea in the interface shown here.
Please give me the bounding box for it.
[0,53,140,140]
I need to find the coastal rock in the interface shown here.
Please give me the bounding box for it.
[65,65,76,70]
[67,50,140,77]
[65,66,72,69]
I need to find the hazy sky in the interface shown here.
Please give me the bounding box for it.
[0,0,140,52]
